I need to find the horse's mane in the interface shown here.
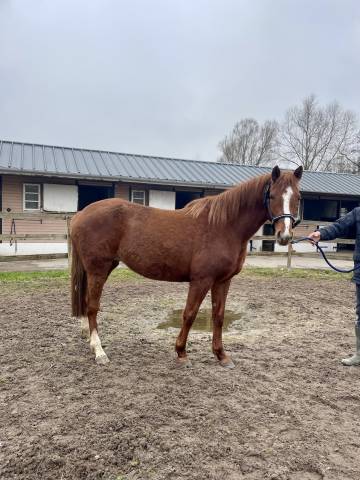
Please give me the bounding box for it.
[184,173,271,226]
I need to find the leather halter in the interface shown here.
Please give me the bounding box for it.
[263,183,301,228]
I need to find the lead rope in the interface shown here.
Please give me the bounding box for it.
[291,236,360,274]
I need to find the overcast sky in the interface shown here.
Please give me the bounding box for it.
[0,0,359,161]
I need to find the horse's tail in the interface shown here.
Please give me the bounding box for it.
[71,242,87,318]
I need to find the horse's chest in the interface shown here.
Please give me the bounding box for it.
[227,250,247,277]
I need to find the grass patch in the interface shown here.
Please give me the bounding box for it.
[0,270,69,283]
[0,267,141,284]
[242,266,352,280]
[109,269,142,281]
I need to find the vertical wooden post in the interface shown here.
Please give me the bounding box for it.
[66,216,72,268]
[287,242,292,270]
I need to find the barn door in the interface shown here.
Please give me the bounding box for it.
[149,190,176,210]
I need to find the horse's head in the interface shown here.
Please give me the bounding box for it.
[265,165,303,246]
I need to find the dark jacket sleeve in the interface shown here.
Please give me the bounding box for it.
[319,209,357,241]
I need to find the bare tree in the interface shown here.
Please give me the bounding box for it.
[279,95,359,172]
[218,118,278,166]
[332,130,360,173]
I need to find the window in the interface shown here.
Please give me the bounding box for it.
[23,184,41,210]
[131,190,145,205]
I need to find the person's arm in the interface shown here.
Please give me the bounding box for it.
[308,209,357,243]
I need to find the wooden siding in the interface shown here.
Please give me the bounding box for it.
[294,223,318,237]
[115,183,130,200]
[2,175,72,241]
[1,177,131,241]
[204,188,221,197]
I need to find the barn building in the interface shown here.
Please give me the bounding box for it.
[1,140,360,256]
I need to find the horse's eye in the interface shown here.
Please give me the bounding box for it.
[269,195,275,200]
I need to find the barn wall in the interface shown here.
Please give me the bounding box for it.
[204,188,221,197]
[114,183,130,200]
[1,173,359,256]
[0,177,135,255]
[1,175,70,241]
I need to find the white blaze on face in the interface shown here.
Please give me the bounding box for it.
[282,186,293,237]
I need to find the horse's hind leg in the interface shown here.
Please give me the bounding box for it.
[86,268,111,365]
[80,260,118,342]
[211,280,234,369]
[80,317,90,340]
[175,279,212,367]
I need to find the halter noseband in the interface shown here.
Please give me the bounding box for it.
[263,183,301,228]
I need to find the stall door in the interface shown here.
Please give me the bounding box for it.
[149,190,176,210]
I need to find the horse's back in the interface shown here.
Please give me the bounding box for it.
[70,198,201,281]
[71,198,194,239]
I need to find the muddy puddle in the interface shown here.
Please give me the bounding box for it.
[157,308,242,331]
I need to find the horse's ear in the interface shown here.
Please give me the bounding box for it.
[271,165,281,182]
[294,165,303,180]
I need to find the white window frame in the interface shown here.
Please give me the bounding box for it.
[23,183,41,211]
[131,190,146,205]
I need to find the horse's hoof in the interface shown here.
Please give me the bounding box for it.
[95,354,110,365]
[176,357,192,368]
[220,357,235,369]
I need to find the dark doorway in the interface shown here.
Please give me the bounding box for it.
[262,223,275,252]
[78,185,113,210]
[303,198,339,222]
[175,191,202,209]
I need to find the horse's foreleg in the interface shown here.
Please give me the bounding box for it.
[175,279,212,367]
[87,272,109,365]
[211,280,234,369]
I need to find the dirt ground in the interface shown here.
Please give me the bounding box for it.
[1,271,360,480]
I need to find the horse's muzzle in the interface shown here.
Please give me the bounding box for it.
[276,230,292,246]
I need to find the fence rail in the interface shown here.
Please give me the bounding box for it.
[0,211,73,265]
[0,212,74,220]
[0,234,68,240]
[0,212,355,269]
[250,235,355,244]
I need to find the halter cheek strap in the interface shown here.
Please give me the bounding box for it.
[263,183,301,228]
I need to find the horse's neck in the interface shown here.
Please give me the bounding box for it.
[231,181,269,241]
[235,206,268,241]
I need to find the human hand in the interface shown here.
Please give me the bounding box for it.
[308,231,321,245]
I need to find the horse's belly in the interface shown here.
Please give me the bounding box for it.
[127,262,189,282]
[120,253,190,282]
[118,225,194,281]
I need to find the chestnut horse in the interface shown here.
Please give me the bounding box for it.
[71,165,303,367]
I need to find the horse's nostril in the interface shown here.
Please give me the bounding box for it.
[276,231,292,245]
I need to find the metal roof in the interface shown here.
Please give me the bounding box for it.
[0,140,360,196]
